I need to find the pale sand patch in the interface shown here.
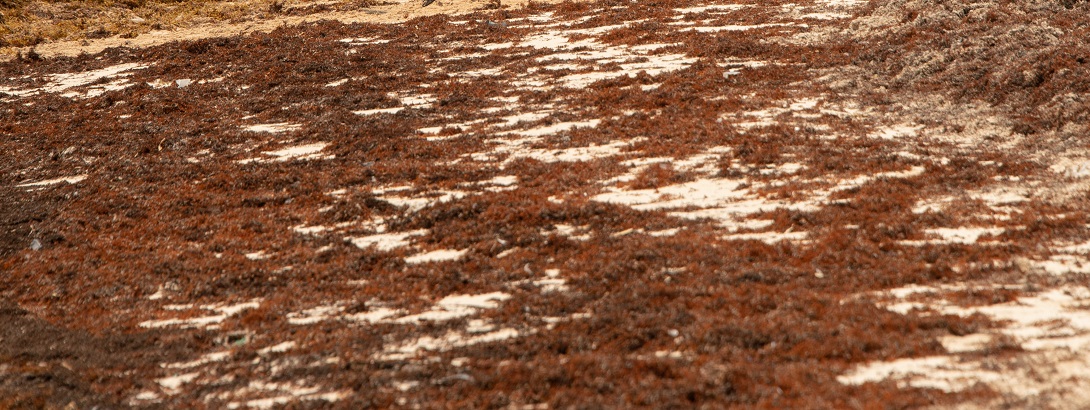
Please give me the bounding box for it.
[1,0,575,61]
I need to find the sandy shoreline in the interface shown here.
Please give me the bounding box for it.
[1,0,560,61]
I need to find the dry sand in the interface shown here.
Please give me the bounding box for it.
[1,0,562,61]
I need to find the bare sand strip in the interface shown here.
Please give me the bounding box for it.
[1,0,559,61]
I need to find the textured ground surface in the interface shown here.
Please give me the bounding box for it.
[4,0,1090,408]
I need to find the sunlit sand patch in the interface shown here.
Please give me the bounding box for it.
[1027,254,1090,276]
[473,20,694,89]
[157,372,200,394]
[287,304,347,325]
[465,318,499,333]
[541,62,581,71]
[841,284,1090,401]
[394,93,437,108]
[502,119,602,137]
[376,189,467,211]
[242,122,302,133]
[223,383,349,409]
[346,229,428,252]
[237,142,332,163]
[723,230,809,244]
[533,278,568,293]
[651,351,687,360]
[289,292,509,327]
[668,199,820,229]
[542,312,593,330]
[352,106,405,116]
[838,356,1003,392]
[129,391,161,405]
[510,140,634,164]
[16,174,87,188]
[404,248,468,264]
[393,380,421,392]
[504,11,556,24]
[898,227,1006,246]
[480,41,514,50]
[939,333,995,354]
[558,55,700,89]
[670,148,731,172]
[166,351,232,369]
[139,299,262,329]
[438,51,488,61]
[596,176,820,230]
[262,142,331,160]
[156,363,348,408]
[287,303,402,325]
[375,327,521,361]
[597,160,921,230]
[1050,156,1090,178]
[419,122,486,141]
[968,185,1031,205]
[667,19,703,26]
[395,292,512,324]
[338,37,391,45]
[244,251,271,260]
[0,63,148,99]
[324,78,349,87]
[146,79,172,89]
[531,52,695,89]
[913,183,1030,216]
[516,269,569,293]
[720,59,770,77]
[869,123,923,140]
[1058,239,1090,254]
[758,162,805,176]
[597,179,745,211]
[351,94,434,117]
[354,215,391,233]
[827,165,926,191]
[544,224,592,241]
[147,284,174,301]
[67,78,140,98]
[343,308,404,323]
[257,342,296,355]
[461,175,519,192]
[452,67,504,79]
[291,224,330,235]
[186,149,214,163]
[491,110,553,128]
[647,228,681,237]
[249,355,340,380]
